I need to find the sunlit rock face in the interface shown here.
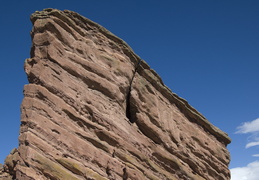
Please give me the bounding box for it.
[1,8,231,180]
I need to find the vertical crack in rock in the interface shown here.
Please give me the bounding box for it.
[126,59,142,123]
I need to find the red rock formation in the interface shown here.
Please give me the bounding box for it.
[1,8,231,180]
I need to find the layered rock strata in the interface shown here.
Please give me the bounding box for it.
[1,8,231,180]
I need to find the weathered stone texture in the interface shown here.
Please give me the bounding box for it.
[1,8,231,180]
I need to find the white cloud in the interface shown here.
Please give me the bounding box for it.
[236,118,259,149]
[231,161,259,180]
[236,118,259,134]
[232,119,259,180]
[246,141,259,149]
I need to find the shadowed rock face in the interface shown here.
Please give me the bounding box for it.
[1,8,231,180]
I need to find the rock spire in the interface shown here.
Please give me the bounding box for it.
[0,8,231,180]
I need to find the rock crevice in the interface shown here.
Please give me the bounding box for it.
[126,58,142,123]
[1,8,231,180]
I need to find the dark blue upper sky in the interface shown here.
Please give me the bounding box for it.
[0,1,258,177]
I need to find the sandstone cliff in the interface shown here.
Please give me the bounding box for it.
[0,9,231,180]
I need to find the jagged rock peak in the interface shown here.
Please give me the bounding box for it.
[1,8,231,180]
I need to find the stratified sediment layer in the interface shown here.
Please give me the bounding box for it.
[1,8,231,180]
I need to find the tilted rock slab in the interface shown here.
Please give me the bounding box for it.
[2,9,231,180]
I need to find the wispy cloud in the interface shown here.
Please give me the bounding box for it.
[236,118,259,134]
[231,118,259,179]
[246,141,259,149]
[236,118,259,149]
[231,161,259,180]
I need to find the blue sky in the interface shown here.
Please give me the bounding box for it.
[0,1,258,179]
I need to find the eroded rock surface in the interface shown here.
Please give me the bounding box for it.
[1,8,231,180]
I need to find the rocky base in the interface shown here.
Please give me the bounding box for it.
[0,149,19,180]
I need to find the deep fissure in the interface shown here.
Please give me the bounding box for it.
[126,59,142,123]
